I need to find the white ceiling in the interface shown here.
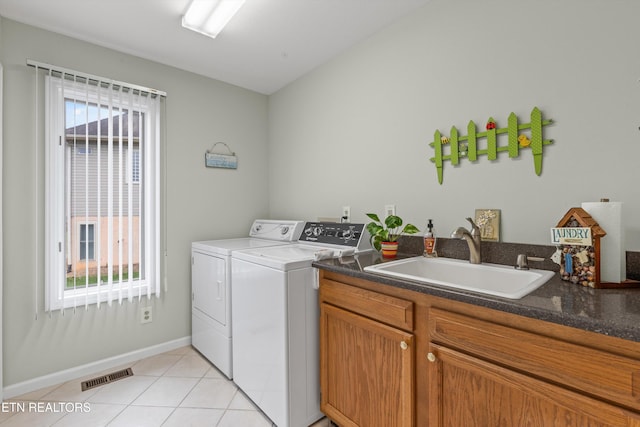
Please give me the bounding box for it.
[0,0,431,94]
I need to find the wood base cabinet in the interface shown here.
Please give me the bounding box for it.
[320,278,415,427]
[318,270,640,427]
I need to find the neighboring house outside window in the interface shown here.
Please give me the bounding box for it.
[63,105,142,292]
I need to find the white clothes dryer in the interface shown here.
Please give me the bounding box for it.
[191,219,304,379]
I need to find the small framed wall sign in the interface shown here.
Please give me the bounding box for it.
[475,209,500,242]
[205,152,237,169]
[205,142,237,169]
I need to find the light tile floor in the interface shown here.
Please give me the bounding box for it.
[0,346,331,427]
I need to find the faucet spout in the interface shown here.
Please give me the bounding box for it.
[450,217,482,264]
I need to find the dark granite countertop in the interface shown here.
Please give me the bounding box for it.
[313,250,640,343]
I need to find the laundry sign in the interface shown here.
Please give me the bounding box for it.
[550,227,592,245]
[552,207,606,288]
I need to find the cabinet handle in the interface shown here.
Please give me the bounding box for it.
[400,341,408,350]
[427,352,436,362]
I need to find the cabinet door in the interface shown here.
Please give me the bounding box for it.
[428,343,640,427]
[320,303,414,427]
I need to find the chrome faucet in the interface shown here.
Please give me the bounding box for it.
[451,217,482,264]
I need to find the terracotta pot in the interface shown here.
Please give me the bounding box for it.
[380,241,399,259]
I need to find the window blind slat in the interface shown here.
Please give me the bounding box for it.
[96,83,102,308]
[127,91,134,301]
[154,102,161,297]
[107,88,114,307]
[84,78,90,310]
[34,65,39,320]
[137,103,143,300]
[68,75,74,309]
[117,90,123,305]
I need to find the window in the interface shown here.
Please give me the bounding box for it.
[45,75,162,310]
[79,223,95,261]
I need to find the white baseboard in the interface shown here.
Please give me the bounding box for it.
[3,336,192,399]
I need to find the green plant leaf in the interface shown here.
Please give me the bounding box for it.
[366,213,381,223]
[366,223,383,236]
[371,236,382,251]
[385,215,403,229]
[402,224,420,235]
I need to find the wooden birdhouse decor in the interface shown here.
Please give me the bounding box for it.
[551,208,606,288]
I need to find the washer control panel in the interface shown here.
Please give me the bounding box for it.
[249,220,305,241]
[299,222,369,248]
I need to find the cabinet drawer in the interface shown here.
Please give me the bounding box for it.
[321,279,414,331]
[429,308,640,411]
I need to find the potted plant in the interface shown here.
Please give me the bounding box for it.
[366,213,419,258]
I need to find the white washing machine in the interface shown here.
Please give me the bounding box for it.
[191,219,304,379]
[231,222,371,427]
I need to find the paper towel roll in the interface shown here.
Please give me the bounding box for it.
[581,201,625,283]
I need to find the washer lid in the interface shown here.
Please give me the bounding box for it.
[192,238,289,256]
[232,244,322,270]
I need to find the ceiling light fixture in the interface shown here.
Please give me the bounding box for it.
[182,0,246,39]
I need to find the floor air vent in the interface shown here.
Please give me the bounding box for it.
[81,368,133,391]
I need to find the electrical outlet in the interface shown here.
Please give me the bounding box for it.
[341,206,351,223]
[140,306,152,324]
[385,204,396,217]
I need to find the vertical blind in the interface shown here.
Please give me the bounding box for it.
[29,60,167,314]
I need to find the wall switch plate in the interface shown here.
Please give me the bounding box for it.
[342,206,351,223]
[385,204,396,217]
[141,306,152,324]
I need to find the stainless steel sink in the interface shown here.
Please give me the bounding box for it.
[363,256,555,299]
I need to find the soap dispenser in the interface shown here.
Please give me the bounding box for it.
[423,219,437,257]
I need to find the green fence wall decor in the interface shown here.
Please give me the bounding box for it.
[429,107,554,184]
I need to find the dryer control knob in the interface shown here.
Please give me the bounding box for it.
[281,226,289,235]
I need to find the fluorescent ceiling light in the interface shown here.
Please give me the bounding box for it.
[182,0,246,39]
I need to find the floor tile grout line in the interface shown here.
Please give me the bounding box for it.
[156,352,213,426]
[168,364,206,408]
[153,352,185,377]
[226,387,277,427]
[56,372,163,427]
[158,407,179,427]
[224,387,241,411]
[103,405,129,427]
